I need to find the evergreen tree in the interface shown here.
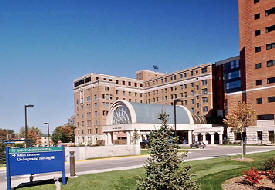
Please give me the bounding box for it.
[137,112,199,190]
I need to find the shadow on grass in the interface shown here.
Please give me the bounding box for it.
[14,177,68,189]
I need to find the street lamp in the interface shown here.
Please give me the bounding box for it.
[173,98,182,141]
[24,104,34,147]
[43,122,50,147]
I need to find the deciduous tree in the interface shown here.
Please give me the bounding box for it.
[51,125,75,145]
[223,101,256,159]
[19,126,42,146]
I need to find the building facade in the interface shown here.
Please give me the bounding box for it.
[238,0,275,121]
[73,63,213,144]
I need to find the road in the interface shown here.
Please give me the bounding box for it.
[0,145,274,189]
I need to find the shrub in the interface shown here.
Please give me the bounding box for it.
[261,158,275,171]
[243,167,263,185]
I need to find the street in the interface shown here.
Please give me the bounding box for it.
[0,145,275,189]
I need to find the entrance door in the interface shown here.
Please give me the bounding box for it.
[269,131,274,143]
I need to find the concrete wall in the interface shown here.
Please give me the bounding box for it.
[65,144,140,161]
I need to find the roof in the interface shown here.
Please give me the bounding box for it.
[129,102,193,124]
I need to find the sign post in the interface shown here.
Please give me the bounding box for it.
[5,146,66,190]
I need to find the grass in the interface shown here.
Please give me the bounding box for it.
[21,150,275,190]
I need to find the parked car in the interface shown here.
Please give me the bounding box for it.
[190,141,206,149]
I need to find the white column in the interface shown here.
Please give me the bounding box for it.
[137,130,142,144]
[202,133,207,144]
[219,133,223,144]
[210,133,215,145]
[107,133,113,145]
[126,131,131,145]
[194,134,198,142]
[104,133,108,145]
[188,130,192,144]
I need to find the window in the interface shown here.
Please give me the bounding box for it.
[102,94,105,99]
[191,108,194,114]
[267,77,275,84]
[105,87,109,91]
[266,42,275,50]
[123,91,125,95]
[191,99,194,104]
[196,103,200,108]
[140,84,143,87]
[255,63,262,69]
[257,131,262,141]
[191,71,194,76]
[174,75,177,80]
[201,66,207,73]
[266,25,275,33]
[202,88,208,94]
[231,60,239,69]
[170,76,173,80]
[184,84,187,89]
[265,7,275,16]
[256,80,262,86]
[184,100,187,105]
[254,13,260,20]
[258,114,274,120]
[227,70,240,79]
[267,60,275,67]
[191,90,194,96]
[196,85,199,90]
[191,83,194,87]
[255,30,261,36]
[202,97,208,103]
[226,80,241,90]
[256,98,262,104]
[87,96,91,102]
[184,73,187,77]
[116,90,119,94]
[203,106,208,112]
[268,96,275,103]
[255,46,261,53]
[165,78,167,82]
[134,83,137,87]
[180,73,183,78]
[184,92,187,97]
[254,0,259,3]
[202,80,208,85]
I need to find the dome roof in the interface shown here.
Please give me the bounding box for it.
[106,100,194,125]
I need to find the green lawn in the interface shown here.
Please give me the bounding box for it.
[21,151,275,190]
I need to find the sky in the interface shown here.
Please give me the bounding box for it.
[0,0,239,134]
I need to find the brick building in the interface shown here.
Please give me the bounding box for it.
[73,63,213,144]
[236,0,275,120]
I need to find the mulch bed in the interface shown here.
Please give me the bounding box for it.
[222,176,275,190]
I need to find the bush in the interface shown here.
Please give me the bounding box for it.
[261,158,275,184]
[243,167,263,185]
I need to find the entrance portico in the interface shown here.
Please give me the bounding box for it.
[103,100,225,145]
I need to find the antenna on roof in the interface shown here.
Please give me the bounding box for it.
[152,65,159,72]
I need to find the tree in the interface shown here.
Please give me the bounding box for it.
[223,101,256,159]
[19,126,42,146]
[137,112,199,190]
[0,128,15,164]
[51,125,75,145]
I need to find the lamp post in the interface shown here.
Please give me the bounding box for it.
[44,122,50,147]
[24,104,34,147]
[173,98,182,140]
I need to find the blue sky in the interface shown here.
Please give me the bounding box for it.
[0,0,239,134]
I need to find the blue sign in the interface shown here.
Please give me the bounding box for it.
[5,146,66,190]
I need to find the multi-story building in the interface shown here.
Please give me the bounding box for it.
[213,56,241,118]
[237,0,275,121]
[73,63,213,144]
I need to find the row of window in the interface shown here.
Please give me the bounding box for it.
[256,96,275,104]
[145,66,209,87]
[256,77,275,86]
[255,60,275,69]
[255,42,275,53]
[254,7,275,20]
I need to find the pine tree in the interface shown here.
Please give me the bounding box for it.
[137,112,199,190]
